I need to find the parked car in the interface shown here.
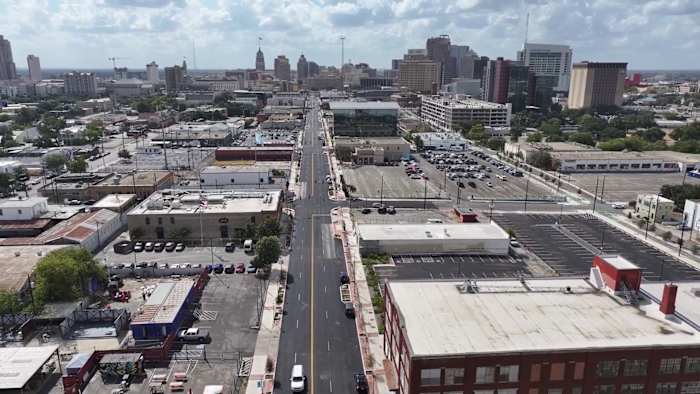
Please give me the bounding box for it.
[235,263,245,273]
[387,206,396,215]
[510,240,521,248]
[361,208,371,214]
[175,243,185,252]
[467,181,476,188]
[164,241,176,252]
[176,327,210,343]
[246,263,257,274]
[144,242,154,252]
[354,373,369,393]
[611,202,627,209]
[213,264,224,274]
[153,242,165,252]
[133,242,144,252]
[158,263,169,269]
[225,242,235,252]
[339,272,349,284]
[224,264,235,274]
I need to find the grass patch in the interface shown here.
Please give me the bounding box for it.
[361,254,387,333]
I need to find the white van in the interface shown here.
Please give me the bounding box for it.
[243,239,254,253]
[290,364,305,392]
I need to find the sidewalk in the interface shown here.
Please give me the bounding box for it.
[332,207,392,394]
[245,258,288,394]
[320,115,347,202]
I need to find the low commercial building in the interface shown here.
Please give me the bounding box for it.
[635,194,674,222]
[334,137,410,164]
[413,132,467,151]
[92,193,137,214]
[32,209,122,252]
[130,279,196,340]
[358,222,510,256]
[421,95,512,131]
[0,159,23,174]
[215,147,294,162]
[0,245,70,297]
[0,346,60,393]
[39,171,174,202]
[0,197,49,221]
[328,101,400,137]
[683,199,700,234]
[155,122,236,147]
[504,141,600,162]
[383,255,700,394]
[199,165,288,187]
[126,189,282,241]
[78,97,113,112]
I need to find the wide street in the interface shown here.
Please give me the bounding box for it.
[275,98,363,393]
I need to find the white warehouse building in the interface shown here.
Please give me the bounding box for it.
[357,222,510,256]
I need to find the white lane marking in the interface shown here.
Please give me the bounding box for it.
[298,293,301,302]
[329,379,333,393]
[325,310,328,320]
[299,272,303,279]
[324,285,327,293]
[296,319,299,329]
[327,340,330,351]
[294,352,297,363]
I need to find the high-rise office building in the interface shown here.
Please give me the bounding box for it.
[391,59,401,71]
[113,67,128,80]
[404,49,428,61]
[449,45,479,79]
[473,56,489,81]
[26,55,41,81]
[517,43,572,92]
[482,57,509,103]
[297,54,309,82]
[164,65,184,93]
[508,62,535,111]
[64,71,97,97]
[0,35,17,80]
[308,61,320,77]
[398,59,441,94]
[426,35,452,84]
[274,55,291,81]
[146,61,159,82]
[568,62,627,109]
[255,47,265,72]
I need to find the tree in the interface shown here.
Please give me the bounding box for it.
[637,127,665,142]
[510,125,524,142]
[0,292,22,314]
[43,153,67,174]
[168,227,192,241]
[466,123,486,141]
[67,158,88,173]
[85,121,104,145]
[567,132,595,146]
[254,236,281,270]
[118,149,131,159]
[257,218,281,238]
[0,173,13,195]
[539,118,561,136]
[527,150,558,170]
[526,132,543,143]
[414,135,424,151]
[15,108,38,126]
[487,137,506,151]
[33,247,107,304]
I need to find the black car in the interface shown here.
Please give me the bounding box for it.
[213,264,224,274]
[339,272,349,284]
[457,181,465,188]
[468,181,476,188]
[153,242,165,252]
[225,242,235,252]
[361,208,371,214]
[224,264,235,274]
[354,373,368,392]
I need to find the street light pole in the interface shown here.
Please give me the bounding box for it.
[679,213,688,257]
[423,178,428,210]
[379,176,384,205]
[523,177,530,213]
[592,176,600,214]
[489,200,494,223]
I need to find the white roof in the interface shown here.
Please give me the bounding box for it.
[0,345,58,389]
[387,278,700,358]
[93,194,136,209]
[599,255,639,270]
[0,197,47,208]
[329,101,399,110]
[359,223,509,242]
[132,280,194,324]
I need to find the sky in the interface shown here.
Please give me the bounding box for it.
[1,0,699,70]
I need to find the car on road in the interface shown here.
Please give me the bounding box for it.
[225,242,235,252]
[67,199,82,205]
[361,207,371,214]
[510,240,521,248]
[158,263,169,269]
[213,264,224,274]
[457,181,465,188]
[224,264,235,274]
[290,365,306,393]
[611,202,627,209]
[246,263,257,274]
[175,243,185,252]
[144,242,154,251]
[235,263,245,273]
[153,242,165,252]
[354,373,368,393]
[176,327,210,343]
[486,182,493,187]
[409,173,421,179]
[165,242,176,252]
[467,181,476,188]
[377,205,387,214]
[387,206,396,214]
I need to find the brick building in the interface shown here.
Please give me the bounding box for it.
[383,255,700,394]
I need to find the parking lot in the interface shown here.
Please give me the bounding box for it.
[343,165,442,199]
[108,147,215,173]
[83,271,260,394]
[416,150,556,202]
[373,253,533,282]
[352,207,458,224]
[568,172,700,203]
[493,213,700,281]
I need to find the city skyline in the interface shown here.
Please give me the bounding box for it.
[1,0,699,70]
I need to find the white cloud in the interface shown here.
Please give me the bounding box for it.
[0,0,696,69]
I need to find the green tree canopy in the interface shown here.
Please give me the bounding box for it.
[257,218,281,238]
[526,132,543,143]
[414,135,424,151]
[43,153,67,174]
[637,127,665,142]
[539,118,561,136]
[526,150,559,170]
[0,292,22,314]
[67,158,88,173]
[486,137,506,151]
[33,247,107,304]
[567,132,596,146]
[254,236,281,269]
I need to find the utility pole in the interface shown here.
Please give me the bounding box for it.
[679,213,688,257]
[523,177,530,213]
[423,178,428,210]
[340,35,345,87]
[592,176,600,213]
[379,176,384,205]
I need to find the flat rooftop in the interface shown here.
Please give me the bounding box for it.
[131,280,195,324]
[334,136,409,145]
[358,223,509,242]
[388,278,700,358]
[128,189,281,216]
[642,281,700,331]
[94,171,171,187]
[422,95,508,109]
[0,245,70,292]
[92,193,136,209]
[329,101,399,110]
[202,163,288,174]
[0,197,47,208]
[0,345,59,390]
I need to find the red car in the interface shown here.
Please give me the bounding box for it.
[235,263,245,273]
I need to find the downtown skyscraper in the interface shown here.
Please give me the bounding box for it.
[0,35,17,80]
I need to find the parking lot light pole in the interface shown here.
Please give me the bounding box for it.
[423,178,428,210]
[379,176,384,205]
[489,200,495,223]
[679,213,688,257]
[523,177,530,213]
[592,177,600,214]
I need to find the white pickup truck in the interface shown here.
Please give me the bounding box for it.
[176,327,210,343]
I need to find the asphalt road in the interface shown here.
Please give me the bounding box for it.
[276,98,363,394]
